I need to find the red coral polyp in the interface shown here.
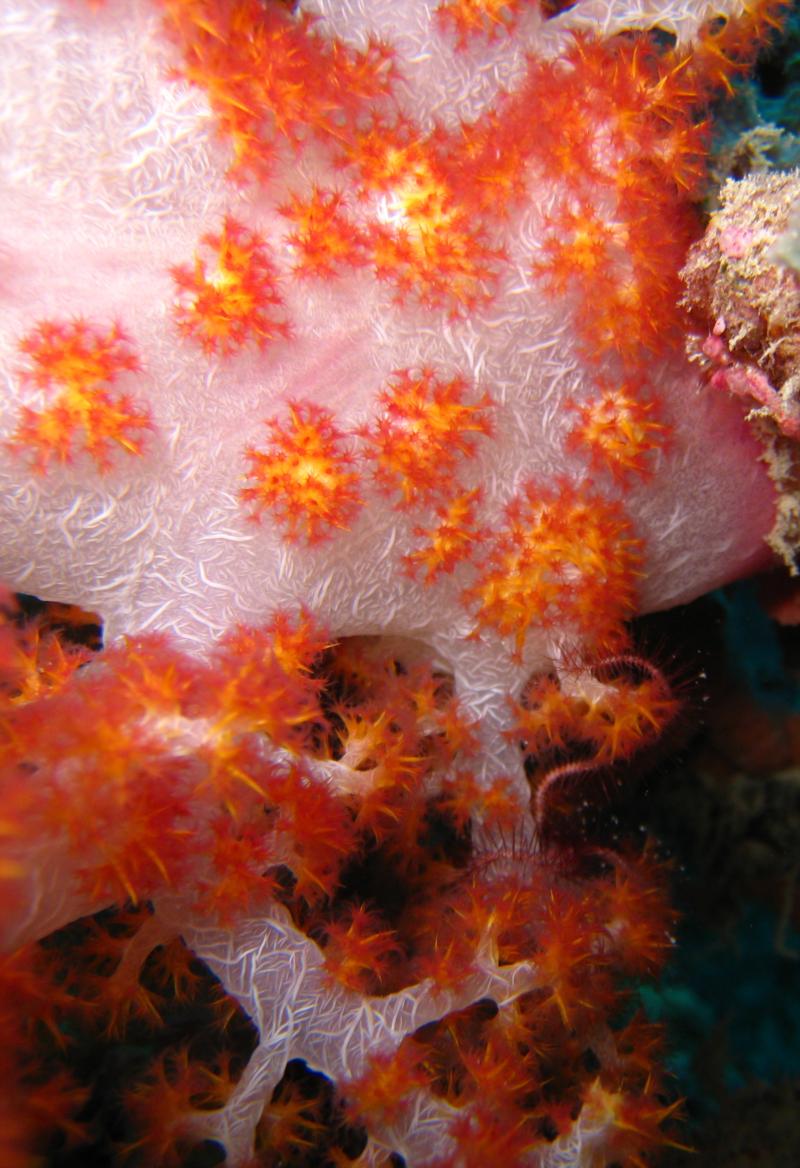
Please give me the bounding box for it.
[171,216,290,355]
[435,0,521,46]
[465,481,643,655]
[241,400,363,543]
[279,186,367,278]
[8,319,151,474]
[405,488,487,582]
[514,655,679,767]
[161,0,396,179]
[361,368,493,509]
[566,384,670,484]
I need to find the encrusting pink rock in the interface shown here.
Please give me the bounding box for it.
[681,169,800,569]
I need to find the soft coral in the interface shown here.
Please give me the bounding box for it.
[0,0,794,1164]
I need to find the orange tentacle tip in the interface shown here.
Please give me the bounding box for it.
[240,399,363,544]
[8,318,151,474]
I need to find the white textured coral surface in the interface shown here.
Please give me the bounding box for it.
[0,0,773,657]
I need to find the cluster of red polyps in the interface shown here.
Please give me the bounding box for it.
[0,587,692,1166]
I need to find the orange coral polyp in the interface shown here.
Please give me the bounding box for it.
[435,0,520,45]
[241,401,363,543]
[9,319,151,474]
[362,369,493,508]
[686,0,792,97]
[466,482,642,655]
[344,1041,429,1127]
[567,386,669,483]
[366,210,502,313]
[580,1077,689,1165]
[171,216,289,355]
[204,618,328,755]
[599,851,678,976]
[515,660,678,767]
[263,763,356,901]
[346,122,505,311]
[524,35,708,372]
[18,318,139,393]
[323,903,403,993]
[161,0,396,179]
[279,187,366,278]
[405,488,486,581]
